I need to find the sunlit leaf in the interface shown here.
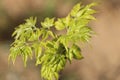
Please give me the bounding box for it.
[9,2,96,80]
[55,18,65,30]
[70,3,81,17]
[41,18,54,29]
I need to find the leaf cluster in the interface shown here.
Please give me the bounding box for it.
[9,2,96,80]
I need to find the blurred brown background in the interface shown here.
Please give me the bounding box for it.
[0,0,120,80]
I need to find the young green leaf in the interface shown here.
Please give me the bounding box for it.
[71,44,83,60]
[9,2,97,80]
[70,3,81,17]
[41,18,54,29]
[55,18,66,30]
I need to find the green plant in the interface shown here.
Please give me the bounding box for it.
[9,2,97,80]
